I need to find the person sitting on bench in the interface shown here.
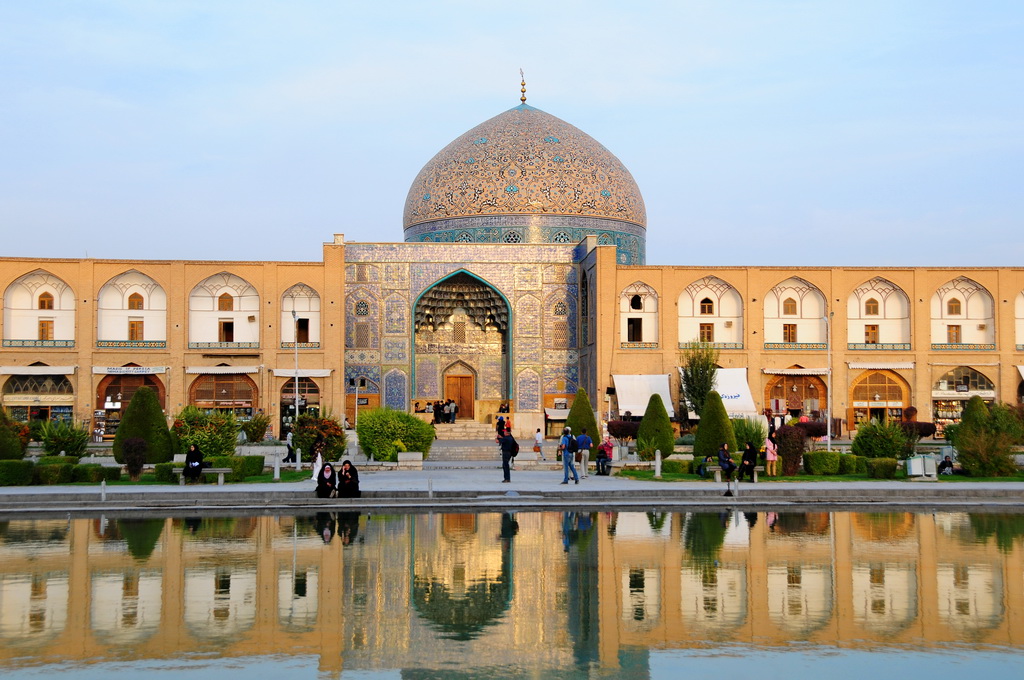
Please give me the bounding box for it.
[717,443,737,481]
[738,442,759,482]
[596,435,614,476]
[182,444,204,484]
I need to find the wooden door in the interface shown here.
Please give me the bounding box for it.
[445,375,475,419]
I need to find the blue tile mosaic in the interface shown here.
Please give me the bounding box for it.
[384,369,408,410]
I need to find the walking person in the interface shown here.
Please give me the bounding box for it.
[283,427,295,463]
[576,428,593,478]
[498,426,517,483]
[764,434,778,477]
[558,427,579,485]
[534,428,547,460]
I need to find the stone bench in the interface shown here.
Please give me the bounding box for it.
[706,465,765,483]
[179,467,233,486]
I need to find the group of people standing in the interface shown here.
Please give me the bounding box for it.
[497,425,616,484]
[421,399,459,425]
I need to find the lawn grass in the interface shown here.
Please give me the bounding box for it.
[618,469,1024,483]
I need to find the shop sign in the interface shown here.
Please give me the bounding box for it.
[94,366,166,375]
[931,390,996,400]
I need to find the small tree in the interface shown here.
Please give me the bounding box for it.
[0,423,24,460]
[172,406,238,457]
[692,391,737,460]
[851,419,910,459]
[775,424,806,476]
[565,388,599,442]
[0,410,29,456]
[636,393,675,461]
[123,437,147,481]
[113,387,173,463]
[356,408,434,461]
[607,420,639,445]
[679,341,719,418]
[947,398,1023,477]
[240,413,271,443]
[293,412,348,461]
[39,420,90,457]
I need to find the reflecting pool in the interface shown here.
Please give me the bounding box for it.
[1,510,1023,678]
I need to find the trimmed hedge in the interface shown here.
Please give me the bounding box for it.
[72,464,121,483]
[0,460,33,486]
[35,463,73,485]
[856,456,869,474]
[868,458,899,479]
[661,460,691,474]
[238,455,266,477]
[154,463,178,484]
[838,454,858,475]
[206,456,247,482]
[803,451,841,476]
[37,455,81,466]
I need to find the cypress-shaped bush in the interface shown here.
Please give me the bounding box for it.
[0,460,33,486]
[692,391,737,460]
[113,387,173,464]
[868,458,899,479]
[636,393,675,461]
[565,388,600,443]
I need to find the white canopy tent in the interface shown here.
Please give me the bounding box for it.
[612,374,675,417]
[678,367,759,420]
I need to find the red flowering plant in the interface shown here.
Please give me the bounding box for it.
[293,412,347,461]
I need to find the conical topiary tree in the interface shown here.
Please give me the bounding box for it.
[637,393,675,460]
[112,386,173,464]
[565,388,599,441]
[692,390,737,461]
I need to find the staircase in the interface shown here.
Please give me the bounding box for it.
[428,439,502,462]
[433,420,499,440]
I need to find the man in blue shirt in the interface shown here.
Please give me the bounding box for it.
[576,428,593,479]
[559,427,579,485]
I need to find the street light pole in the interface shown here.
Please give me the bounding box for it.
[823,311,834,452]
[292,308,301,469]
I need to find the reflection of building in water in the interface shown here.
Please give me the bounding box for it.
[0,511,1023,674]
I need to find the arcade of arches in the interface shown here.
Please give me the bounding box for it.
[848,370,910,428]
[188,374,259,418]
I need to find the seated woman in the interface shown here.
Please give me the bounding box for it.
[339,460,361,498]
[182,444,204,484]
[315,462,338,498]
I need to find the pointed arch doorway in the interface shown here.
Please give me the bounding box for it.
[413,270,511,417]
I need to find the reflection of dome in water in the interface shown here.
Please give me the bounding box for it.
[404,99,647,264]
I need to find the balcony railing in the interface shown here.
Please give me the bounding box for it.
[764,342,826,350]
[930,343,995,351]
[3,339,75,348]
[188,341,260,349]
[678,342,743,350]
[847,343,911,351]
[96,340,167,349]
[280,342,321,349]
[620,342,659,349]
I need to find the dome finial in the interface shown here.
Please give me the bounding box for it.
[519,69,527,104]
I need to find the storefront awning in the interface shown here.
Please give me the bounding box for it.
[710,367,759,419]
[545,408,571,420]
[272,368,333,378]
[848,362,914,370]
[92,366,167,375]
[612,374,675,417]
[762,367,829,376]
[1016,366,1024,381]
[185,366,260,375]
[0,365,77,375]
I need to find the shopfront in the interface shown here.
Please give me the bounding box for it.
[278,375,322,432]
[763,368,828,420]
[931,366,995,435]
[187,367,260,420]
[93,366,167,440]
[848,369,910,429]
[0,366,76,423]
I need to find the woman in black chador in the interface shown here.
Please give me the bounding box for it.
[338,460,360,498]
[315,462,338,498]
[182,444,204,484]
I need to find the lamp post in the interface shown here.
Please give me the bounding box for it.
[292,309,301,469]
[823,311,834,452]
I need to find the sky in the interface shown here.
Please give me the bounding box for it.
[1,1,1021,267]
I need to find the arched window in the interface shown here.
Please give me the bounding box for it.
[700,298,714,315]
[864,298,879,316]
[630,295,643,310]
[38,292,54,310]
[783,298,797,315]
[128,293,144,310]
[218,293,234,311]
[947,298,962,315]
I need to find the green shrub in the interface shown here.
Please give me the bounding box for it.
[566,388,600,444]
[838,454,858,475]
[852,419,909,459]
[293,412,348,461]
[693,391,737,461]
[867,458,899,479]
[356,408,435,462]
[171,405,238,458]
[35,463,73,485]
[732,417,768,452]
[37,455,81,466]
[114,386,174,463]
[946,398,1023,477]
[72,464,120,483]
[804,450,841,475]
[154,463,177,484]
[207,455,247,482]
[238,455,265,477]
[677,433,696,446]
[637,393,675,461]
[123,437,148,481]
[240,413,271,443]
[661,460,691,474]
[856,456,869,474]
[0,460,33,486]
[776,425,806,476]
[0,419,26,460]
[38,420,90,457]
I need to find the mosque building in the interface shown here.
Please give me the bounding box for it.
[2,82,1023,439]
